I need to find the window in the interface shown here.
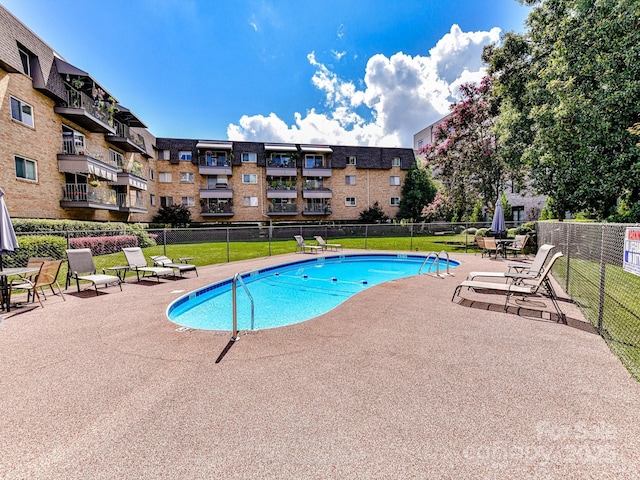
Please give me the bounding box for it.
[346,156,357,165]
[345,197,356,206]
[390,176,400,186]
[15,155,37,181]
[241,152,257,163]
[181,196,195,207]
[157,149,170,160]
[305,155,324,168]
[62,126,85,154]
[512,206,525,223]
[390,197,400,206]
[418,139,424,150]
[110,149,124,169]
[391,157,401,167]
[160,196,173,207]
[158,172,172,183]
[243,173,257,184]
[180,172,194,183]
[243,196,259,207]
[150,194,156,206]
[345,175,356,185]
[148,168,155,180]
[178,150,192,161]
[18,47,31,76]
[10,96,34,127]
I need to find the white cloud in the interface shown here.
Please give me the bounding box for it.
[332,50,347,60]
[227,24,501,147]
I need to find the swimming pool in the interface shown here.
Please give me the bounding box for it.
[167,253,459,331]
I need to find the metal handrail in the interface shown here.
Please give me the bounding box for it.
[419,251,454,279]
[231,273,255,341]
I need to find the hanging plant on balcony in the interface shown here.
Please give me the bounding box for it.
[89,180,101,187]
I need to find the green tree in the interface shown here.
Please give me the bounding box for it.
[152,204,192,227]
[484,0,640,220]
[395,163,437,221]
[359,201,389,223]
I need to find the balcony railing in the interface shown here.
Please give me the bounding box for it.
[116,193,146,210]
[266,158,297,168]
[199,155,230,167]
[303,180,330,190]
[268,203,298,214]
[112,122,147,150]
[62,183,117,205]
[61,135,118,168]
[303,203,332,215]
[63,87,113,125]
[201,201,233,214]
[268,181,297,190]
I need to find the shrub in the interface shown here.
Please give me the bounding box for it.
[69,235,138,255]
[1,235,67,268]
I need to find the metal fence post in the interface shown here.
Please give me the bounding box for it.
[409,223,414,251]
[162,229,167,256]
[365,225,368,250]
[597,224,606,333]
[226,227,230,263]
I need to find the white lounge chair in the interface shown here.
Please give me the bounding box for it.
[294,235,322,254]
[122,247,174,282]
[452,252,566,323]
[314,236,342,251]
[150,255,198,277]
[467,244,555,283]
[66,248,122,295]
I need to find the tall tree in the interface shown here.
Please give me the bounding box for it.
[395,163,437,221]
[484,0,640,220]
[421,77,510,221]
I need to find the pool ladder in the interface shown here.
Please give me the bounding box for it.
[419,251,454,279]
[231,273,254,341]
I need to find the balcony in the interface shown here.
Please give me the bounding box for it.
[106,122,149,156]
[58,135,119,182]
[266,157,297,176]
[200,187,233,199]
[55,87,115,134]
[200,200,233,217]
[302,180,332,199]
[267,203,298,216]
[303,202,332,216]
[116,193,147,213]
[198,155,232,175]
[302,158,332,177]
[60,183,120,210]
[267,179,297,199]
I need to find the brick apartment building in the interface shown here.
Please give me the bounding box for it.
[1,5,415,224]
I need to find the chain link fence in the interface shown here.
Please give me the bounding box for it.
[537,222,640,380]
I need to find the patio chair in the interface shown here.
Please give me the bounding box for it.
[150,255,198,277]
[294,235,322,254]
[66,248,122,295]
[452,252,566,323]
[482,236,501,259]
[11,259,65,308]
[504,235,530,258]
[314,236,342,251]
[475,235,486,256]
[467,244,555,283]
[122,247,174,282]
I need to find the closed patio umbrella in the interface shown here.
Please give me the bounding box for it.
[491,198,506,236]
[0,187,19,271]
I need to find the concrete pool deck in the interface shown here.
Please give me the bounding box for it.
[1,251,639,479]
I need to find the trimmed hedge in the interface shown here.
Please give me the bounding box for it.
[1,235,67,268]
[69,235,138,255]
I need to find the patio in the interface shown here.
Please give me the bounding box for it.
[1,251,638,478]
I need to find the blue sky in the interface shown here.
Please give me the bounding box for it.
[3,0,530,147]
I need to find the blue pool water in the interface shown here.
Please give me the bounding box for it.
[167,253,459,331]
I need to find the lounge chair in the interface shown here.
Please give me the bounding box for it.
[314,236,342,251]
[467,244,555,283]
[122,247,174,282]
[504,234,530,258]
[66,248,122,295]
[11,259,65,307]
[294,235,322,254]
[452,252,566,323]
[150,255,198,277]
